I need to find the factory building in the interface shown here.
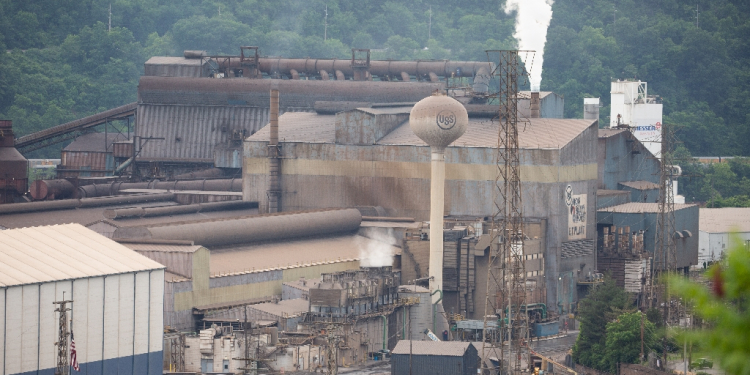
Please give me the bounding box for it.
[0,224,165,375]
[243,102,600,313]
[57,132,131,178]
[597,203,699,272]
[390,341,479,375]
[698,208,750,266]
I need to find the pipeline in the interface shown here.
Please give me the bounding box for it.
[216,57,494,81]
[381,315,387,351]
[172,167,225,180]
[112,208,362,247]
[431,289,443,334]
[29,179,76,201]
[104,200,257,219]
[77,178,242,198]
[114,157,134,174]
[0,193,175,215]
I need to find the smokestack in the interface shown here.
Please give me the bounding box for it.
[583,98,600,124]
[409,94,468,303]
[268,89,280,213]
[530,92,541,118]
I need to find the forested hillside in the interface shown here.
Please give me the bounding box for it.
[0,0,748,161]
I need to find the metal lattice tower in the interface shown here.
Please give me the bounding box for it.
[54,295,73,375]
[325,323,340,375]
[653,124,677,297]
[482,50,530,375]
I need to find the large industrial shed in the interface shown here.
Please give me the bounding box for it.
[390,340,479,375]
[243,106,600,310]
[0,224,165,375]
[698,207,750,266]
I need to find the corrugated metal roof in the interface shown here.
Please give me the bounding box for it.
[123,243,204,253]
[64,132,131,152]
[618,181,660,190]
[599,129,626,138]
[699,208,750,233]
[248,298,309,317]
[379,117,596,149]
[0,223,164,287]
[247,113,596,149]
[598,202,696,214]
[247,112,335,144]
[392,340,472,356]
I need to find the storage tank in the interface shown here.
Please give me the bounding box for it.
[398,285,433,340]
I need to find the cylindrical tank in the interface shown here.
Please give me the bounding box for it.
[409,94,468,302]
[584,97,600,122]
[398,285,433,340]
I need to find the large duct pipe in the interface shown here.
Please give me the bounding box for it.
[113,208,362,247]
[0,193,174,215]
[268,89,281,213]
[215,57,493,80]
[104,200,257,219]
[29,179,76,201]
[530,92,541,118]
[172,168,225,180]
[77,178,242,198]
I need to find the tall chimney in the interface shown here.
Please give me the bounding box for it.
[267,89,281,213]
[530,92,541,118]
[409,94,468,303]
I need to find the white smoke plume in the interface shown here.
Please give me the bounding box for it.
[504,0,554,92]
[356,228,397,267]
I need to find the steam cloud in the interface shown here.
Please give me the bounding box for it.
[357,228,397,267]
[504,0,554,92]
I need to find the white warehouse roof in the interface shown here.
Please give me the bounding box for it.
[0,223,165,287]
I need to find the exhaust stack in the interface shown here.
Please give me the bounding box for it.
[268,89,281,213]
[530,91,541,118]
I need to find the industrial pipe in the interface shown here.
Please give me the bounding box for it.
[381,315,387,351]
[215,57,493,80]
[29,179,75,201]
[472,66,491,95]
[335,70,345,80]
[0,192,175,215]
[104,200,256,219]
[114,157,134,174]
[400,72,410,82]
[319,70,329,80]
[530,92,541,118]
[77,178,242,198]
[431,289,443,334]
[112,208,362,247]
[172,168,225,180]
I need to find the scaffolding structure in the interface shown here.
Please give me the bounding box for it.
[482,50,531,375]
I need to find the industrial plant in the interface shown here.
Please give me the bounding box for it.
[0,46,704,375]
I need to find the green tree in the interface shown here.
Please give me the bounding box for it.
[670,236,750,375]
[572,277,633,370]
[602,311,657,372]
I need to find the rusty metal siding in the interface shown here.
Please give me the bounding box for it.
[136,104,270,161]
[113,141,133,158]
[58,151,113,177]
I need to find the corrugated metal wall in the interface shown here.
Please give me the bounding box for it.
[0,270,164,375]
[136,104,269,161]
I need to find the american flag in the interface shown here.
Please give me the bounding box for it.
[70,330,80,371]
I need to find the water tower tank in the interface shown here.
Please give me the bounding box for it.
[409,94,467,303]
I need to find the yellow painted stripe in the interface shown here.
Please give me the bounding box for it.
[245,157,597,183]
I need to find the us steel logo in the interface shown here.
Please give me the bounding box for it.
[436,110,457,130]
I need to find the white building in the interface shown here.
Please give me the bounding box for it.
[610,80,663,158]
[0,224,165,375]
[699,208,750,267]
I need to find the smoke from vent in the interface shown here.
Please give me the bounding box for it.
[504,0,554,92]
[356,228,397,267]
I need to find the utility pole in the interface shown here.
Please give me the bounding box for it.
[695,4,699,29]
[54,292,73,375]
[326,323,339,375]
[234,308,256,375]
[108,4,112,32]
[324,5,328,41]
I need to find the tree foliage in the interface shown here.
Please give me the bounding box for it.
[602,311,657,373]
[670,236,750,375]
[572,277,632,370]
[0,0,748,159]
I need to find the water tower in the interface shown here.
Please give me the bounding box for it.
[409,94,468,302]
